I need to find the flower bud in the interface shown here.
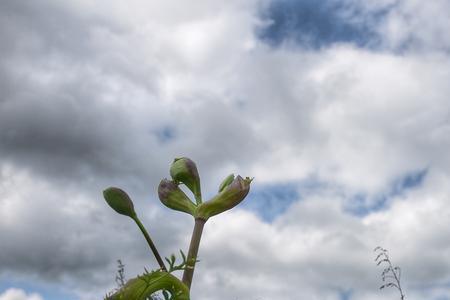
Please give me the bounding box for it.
[170,157,202,203]
[103,187,136,218]
[196,175,252,220]
[158,179,196,216]
[218,173,234,192]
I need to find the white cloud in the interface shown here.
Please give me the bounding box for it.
[0,289,43,300]
[353,0,450,52]
[189,169,450,300]
[229,44,450,195]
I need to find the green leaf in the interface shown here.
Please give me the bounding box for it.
[106,271,189,300]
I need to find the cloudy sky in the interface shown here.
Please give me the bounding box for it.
[1,0,450,299]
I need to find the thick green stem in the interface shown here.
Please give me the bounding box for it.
[194,193,202,206]
[182,218,206,288]
[132,215,167,272]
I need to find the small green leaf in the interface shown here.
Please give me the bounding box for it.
[180,250,186,262]
[165,257,172,266]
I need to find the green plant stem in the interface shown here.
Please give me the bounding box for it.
[194,193,202,206]
[132,215,167,272]
[182,218,206,288]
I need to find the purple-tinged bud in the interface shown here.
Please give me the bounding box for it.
[103,187,136,218]
[158,179,196,216]
[195,175,252,221]
[170,157,202,204]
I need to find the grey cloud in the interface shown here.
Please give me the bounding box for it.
[0,170,193,295]
[0,0,264,190]
[0,0,169,189]
[1,96,125,179]
[0,0,124,58]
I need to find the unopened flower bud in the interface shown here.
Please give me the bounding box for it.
[218,173,235,192]
[103,187,136,218]
[158,179,196,216]
[196,175,252,220]
[170,157,202,203]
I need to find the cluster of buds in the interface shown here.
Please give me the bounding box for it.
[158,157,252,221]
[102,157,253,298]
[104,157,253,222]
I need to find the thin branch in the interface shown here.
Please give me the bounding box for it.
[374,247,405,300]
[133,216,167,272]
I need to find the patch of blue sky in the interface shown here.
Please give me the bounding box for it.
[338,288,353,300]
[393,168,428,193]
[153,126,176,144]
[0,277,78,300]
[345,169,428,217]
[241,181,299,222]
[241,177,325,222]
[410,280,450,290]
[241,169,427,221]
[257,0,391,50]
[410,283,450,300]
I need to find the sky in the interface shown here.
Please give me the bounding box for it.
[1,0,450,299]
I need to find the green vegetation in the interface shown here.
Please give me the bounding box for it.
[103,157,252,300]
